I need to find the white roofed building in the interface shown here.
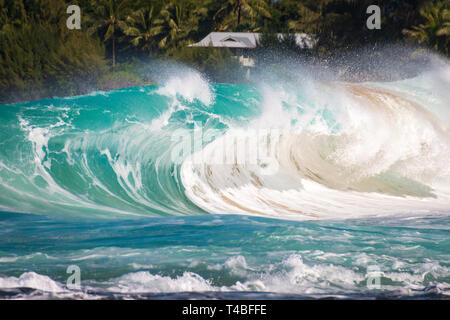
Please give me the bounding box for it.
[189,32,314,50]
[188,32,314,75]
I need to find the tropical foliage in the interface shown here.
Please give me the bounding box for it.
[404,1,450,55]
[0,0,107,101]
[0,0,448,103]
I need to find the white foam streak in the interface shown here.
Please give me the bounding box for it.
[108,271,214,293]
[157,71,214,106]
[2,253,449,298]
[0,272,64,293]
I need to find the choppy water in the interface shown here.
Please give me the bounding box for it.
[0,63,449,299]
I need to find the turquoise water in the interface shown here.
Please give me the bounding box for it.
[0,69,449,299]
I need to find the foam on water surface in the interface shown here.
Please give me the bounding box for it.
[0,62,449,299]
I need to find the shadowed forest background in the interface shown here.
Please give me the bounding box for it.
[0,0,449,103]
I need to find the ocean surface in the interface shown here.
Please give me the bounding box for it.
[0,65,449,299]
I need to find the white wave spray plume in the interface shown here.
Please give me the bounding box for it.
[181,50,450,220]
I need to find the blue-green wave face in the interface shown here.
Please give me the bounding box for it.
[0,64,450,299]
[2,67,450,220]
[0,72,268,218]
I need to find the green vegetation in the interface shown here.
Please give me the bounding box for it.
[404,1,449,55]
[0,0,449,103]
[0,0,108,102]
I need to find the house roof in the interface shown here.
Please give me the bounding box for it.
[189,32,314,49]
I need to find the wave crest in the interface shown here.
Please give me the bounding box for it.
[181,74,450,220]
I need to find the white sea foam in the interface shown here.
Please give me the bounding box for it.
[181,68,450,221]
[103,254,447,296]
[156,71,214,106]
[107,271,214,293]
[1,252,449,299]
[0,272,64,293]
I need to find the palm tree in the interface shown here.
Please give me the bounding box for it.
[214,0,271,31]
[89,0,133,67]
[404,2,450,55]
[154,0,201,50]
[287,1,322,34]
[122,3,164,52]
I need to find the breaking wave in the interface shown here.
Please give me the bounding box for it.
[0,60,450,220]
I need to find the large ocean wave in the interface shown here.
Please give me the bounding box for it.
[1,58,450,299]
[1,59,450,221]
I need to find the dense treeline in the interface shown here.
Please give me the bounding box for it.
[0,0,449,103]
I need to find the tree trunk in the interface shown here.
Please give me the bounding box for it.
[112,33,116,69]
[237,4,241,26]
